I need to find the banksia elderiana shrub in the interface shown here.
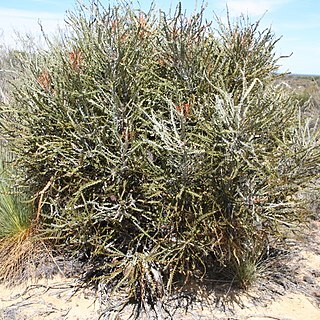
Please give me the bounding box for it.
[1,1,319,304]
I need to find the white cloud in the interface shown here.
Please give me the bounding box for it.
[0,8,65,48]
[223,0,291,17]
[0,7,63,22]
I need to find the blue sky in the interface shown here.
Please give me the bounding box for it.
[0,0,319,75]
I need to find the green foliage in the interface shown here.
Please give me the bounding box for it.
[0,144,33,238]
[0,0,319,304]
[0,179,33,238]
[0,142,39,283]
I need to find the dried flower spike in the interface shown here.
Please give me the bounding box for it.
[37,70,52,93]
[176,103,190,117]
[139,15,146,29]
[111,20,117,32]
[121,128,135,141]
[69,49,83,71]
[137,14,150,39]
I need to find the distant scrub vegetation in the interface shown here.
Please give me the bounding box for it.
[0,1,319,316]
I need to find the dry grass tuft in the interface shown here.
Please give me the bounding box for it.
[0,227,44,284]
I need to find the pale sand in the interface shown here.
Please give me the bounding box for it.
[0,222,319,319]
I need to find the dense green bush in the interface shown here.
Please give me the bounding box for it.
[1,1,319,305]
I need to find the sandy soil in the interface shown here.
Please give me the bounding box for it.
[0,221,319,320]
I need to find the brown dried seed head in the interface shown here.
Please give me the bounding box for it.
[176,103,190,117]
[69,49,83,71]
[111,20,117,32]
[139,15,146,29]
[121,128,135,141]
[157,59,166,66]
[37,70,52,92]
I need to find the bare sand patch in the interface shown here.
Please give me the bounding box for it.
[0,220,319,320]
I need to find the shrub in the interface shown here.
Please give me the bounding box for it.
[0,0,319,305]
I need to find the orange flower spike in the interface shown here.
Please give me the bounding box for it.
[111,20,117,32]
[37,70,52,92]
[157,59,166,66]
[120,33,128,42]
[69,49,83,71]
[171,27,179,39]
[137,14,147,39]
[138,14,146,29]
[184,103,190,116]
[176,103,190,117]
[121,128,135,141]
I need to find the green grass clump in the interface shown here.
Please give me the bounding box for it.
[0,183,33,238]
[0,148,33,238]
[0,144,39,283]
[0,0,319,307]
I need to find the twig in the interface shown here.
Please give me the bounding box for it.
[246,315,291,320]
[36,177,53,222]
[8,284,47,300]
[40,240,65,277]
[0,86,8,104]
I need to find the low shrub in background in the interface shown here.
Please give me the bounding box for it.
[0,0,319,308]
